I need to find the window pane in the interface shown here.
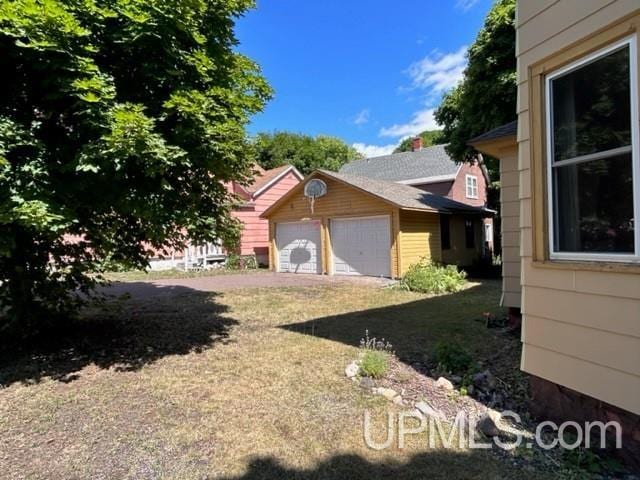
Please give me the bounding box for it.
[554,153,634,253]
[465,219,475,249]
[551,46,631,162]
[440,216,451,250]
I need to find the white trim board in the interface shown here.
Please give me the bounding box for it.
[397,172,458,185]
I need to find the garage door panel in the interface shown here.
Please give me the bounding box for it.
[331,216,391,277]
[276,222,321,274]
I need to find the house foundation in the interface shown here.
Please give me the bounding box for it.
[529,375,640,470]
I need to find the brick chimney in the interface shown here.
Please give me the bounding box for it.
[411,136,423,151]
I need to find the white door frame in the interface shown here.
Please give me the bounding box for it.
[328,214,392,277]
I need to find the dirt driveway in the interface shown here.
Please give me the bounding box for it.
[106,271,391,298]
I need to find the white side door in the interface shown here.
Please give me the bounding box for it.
[276,221,322,274]
[331,216,391,277]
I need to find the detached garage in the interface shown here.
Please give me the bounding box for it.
[261,170,491,278]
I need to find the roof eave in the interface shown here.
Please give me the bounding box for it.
[399,206,445,214]
[468,135,517,158]
[397,173,457,185]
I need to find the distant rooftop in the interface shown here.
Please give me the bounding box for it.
[339,144,459,183]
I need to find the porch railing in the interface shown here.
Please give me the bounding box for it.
[183,241,226,270]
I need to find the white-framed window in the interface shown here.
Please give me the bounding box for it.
[465,174,478,199]
[546,35,640,263]
[484,222,493,243]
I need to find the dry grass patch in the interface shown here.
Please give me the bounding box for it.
[0,280,551,479]
[103,267,269,282]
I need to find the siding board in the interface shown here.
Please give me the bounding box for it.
[518,1,640,414]
[399,211,441,275]
[522,344,640,414]
[499,148,521,308]
[524,315,640,374]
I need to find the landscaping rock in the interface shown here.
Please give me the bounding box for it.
[476,412,501,437]
[345,361,359,379]
[450,375,462,384]
[359,377,375,390]
[373,387,403,404]
[376,387,399,401]
[472,370,497,392]
[435,377,454,391]
[415,401,445,421]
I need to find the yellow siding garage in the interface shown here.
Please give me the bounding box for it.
[264,174,400,277]
[262,170,490,278]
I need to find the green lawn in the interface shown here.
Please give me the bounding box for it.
[0,280,567,479]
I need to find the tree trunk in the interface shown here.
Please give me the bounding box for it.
[3,225,37,334]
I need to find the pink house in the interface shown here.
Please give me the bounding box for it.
[228,164,303,265]
[141,165,302,270]
[63,165,302,270]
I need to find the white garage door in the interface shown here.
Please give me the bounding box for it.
[276,221,322,274]
[331,216,391,277]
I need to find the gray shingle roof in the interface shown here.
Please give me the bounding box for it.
[468,121,517,145]
[339,144,459,183]
[318,170,489,215]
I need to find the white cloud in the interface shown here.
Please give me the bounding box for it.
[352,142,396,158]
[455,0,480,12]
[408,46,467,95]
[377,46,466,140]
[379,108,440,139]
[353,108,370,126]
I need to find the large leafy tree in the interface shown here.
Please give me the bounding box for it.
[0,0,271,335]
[434,0,516,177]
[393,130,443,153]
[252,132,361,175]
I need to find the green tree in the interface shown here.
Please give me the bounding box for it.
[434,0,516,177]
[252,132,361,175]
[393,130,443,153]
[0,0,271,336]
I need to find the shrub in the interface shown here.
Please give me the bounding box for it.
[401,259,467,294]
[359,350,390,378]
[433,340,473,374]
[225,254,258,270]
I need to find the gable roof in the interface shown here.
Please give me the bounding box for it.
[249,165,303,197]
[339,144,460,184]
[261,169,491,218]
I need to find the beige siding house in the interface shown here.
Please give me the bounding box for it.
[470,122,521,312]
[472,1,640,466]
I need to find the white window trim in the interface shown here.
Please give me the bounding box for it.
[465,174,478,199]
[484,222,493,243]
[545,34,640,263]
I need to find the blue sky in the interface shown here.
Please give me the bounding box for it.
[235,0,493,157]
